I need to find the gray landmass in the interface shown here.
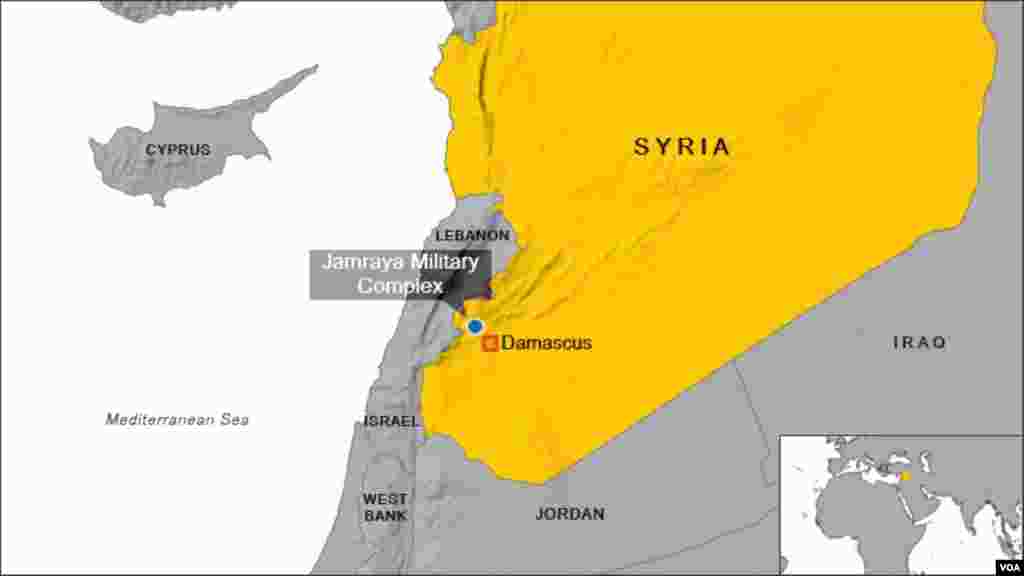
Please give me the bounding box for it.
[89,64,318,206]
[601,509,779,574]
[817,473,926,574]
[445,1,496,44]
[314,353,775,574]
[312,194,520,573]
[312,7,503,572]
[100,1,236,23]
[735,1,1022,489]
[406,364,774,574]
[313,287,776,574]
[829,436,1023,535]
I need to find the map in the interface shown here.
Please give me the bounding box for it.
[782,436,1023,574]
[1,1,1021,574]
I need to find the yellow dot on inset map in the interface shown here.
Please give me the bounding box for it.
[900,471,912,482]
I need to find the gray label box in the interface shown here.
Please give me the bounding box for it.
[309,249,493,309]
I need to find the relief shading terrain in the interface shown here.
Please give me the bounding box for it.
[89,64,317,206]
[100,1,236,23]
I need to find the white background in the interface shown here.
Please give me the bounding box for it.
[781,436,1023,574]
[1,2,454,572]
[780,436,865,574]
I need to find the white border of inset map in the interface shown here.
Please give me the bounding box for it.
[779,434,1023,575]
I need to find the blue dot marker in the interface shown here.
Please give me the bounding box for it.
[467,318,485,336]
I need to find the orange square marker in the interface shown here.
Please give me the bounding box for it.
[482,334,499,352]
